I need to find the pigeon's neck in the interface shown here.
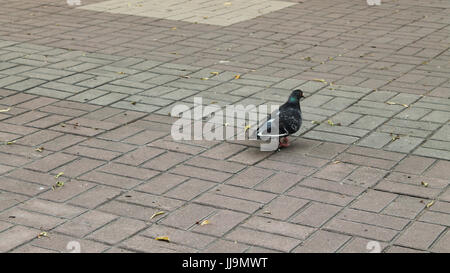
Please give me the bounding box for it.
[285,97,301,111]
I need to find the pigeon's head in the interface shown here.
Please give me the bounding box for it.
[288,89,305,103]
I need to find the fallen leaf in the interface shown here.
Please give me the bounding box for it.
[311,120,321,125]
[37,232,49,238]
[263,211,272,215]
[210,72,219,76]
[244,124,251,132]
[131,101,137,105]
[0,107,11,113]
[386,101,409,108]
[52,181,64,190]
[200,220,210,226]
[234,74,241,79]
[391,134,400,141]
[6,141,16,145]
[55,172,64,179]
[171,27,177,30]
[118,71,125,75]
[155,236,170,242]
[312,79,328,84]
[303,56,312,61]
[426,200,434,208]
[181,75,191,79]
[35,147,44,152]
[150,211,165,220]
[421,181,429,187]
[332,160,341,164]
[200,77,209,80]
[327,120,341,126]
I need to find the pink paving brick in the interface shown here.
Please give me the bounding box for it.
[1,0,449,254]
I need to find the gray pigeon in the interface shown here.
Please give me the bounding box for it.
[256,89,304,148]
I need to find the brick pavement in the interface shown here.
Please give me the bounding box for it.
[0,0,449,253]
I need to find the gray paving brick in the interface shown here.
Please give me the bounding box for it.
[25,87,72,99]
[89,93,129,105]
[384,136,424,153]
[5,78,46,91]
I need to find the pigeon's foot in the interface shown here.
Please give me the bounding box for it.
[279,137,290,148]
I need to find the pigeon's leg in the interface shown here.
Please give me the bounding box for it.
[279,137,289,148]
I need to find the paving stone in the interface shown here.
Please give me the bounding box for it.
[87,217,147,245]
[351,190,397,213]
[0,226,38,252]
[2,0,450,253]
[394,155,436,175]
[431,230,450,253]
[292,230,350,253]
[395,222,445,250]
[226,227,301,252]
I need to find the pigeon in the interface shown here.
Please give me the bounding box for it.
[255,89,304,148]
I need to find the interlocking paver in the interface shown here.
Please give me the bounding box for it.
[1,0,449,253]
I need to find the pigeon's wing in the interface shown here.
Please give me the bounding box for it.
[279,107,302,135]
[255,109,289,139]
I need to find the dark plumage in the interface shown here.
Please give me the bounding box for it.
[256,89,304,147]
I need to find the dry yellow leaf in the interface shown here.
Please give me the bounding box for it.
[155,236,170,242]
[210,72,219,76]
[150,211,165,220]
[332,160,341,164]
[201,77,209,80]
[55,172,64,179]
[171,27,177,30]
[386,101,409,108]
[0,107,11,113]
[200,220,210,226]
[421,181,429,187]
[37,232,49,238]
[391,134,400,141]
[426,200,434,208]
[244,124,251,132]
[52,181,64,190]
[234,75,241,79]
[311,120,321,125]
[6,141,16,145]
[35,147,44,152]
[312,79,327,84]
